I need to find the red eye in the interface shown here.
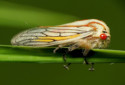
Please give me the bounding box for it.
[100,34,107,40]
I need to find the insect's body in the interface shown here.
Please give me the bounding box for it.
[11,19,111,70]
[11,19,110,52]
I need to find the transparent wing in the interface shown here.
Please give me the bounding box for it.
[11,26,94,47]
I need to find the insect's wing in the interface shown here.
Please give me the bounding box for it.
[60,19,110,33]
[60,19,96,27]
[11,26,94,47]
[11,27,48,46]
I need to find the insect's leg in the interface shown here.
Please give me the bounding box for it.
[68,42,90,66]
[62,44,79,70]
[83,49,90,64]
[62,49,68,62]
[53,46,60,53]
[53,44,72,70]
[63,44,79,70]
[88,63,95,71]
[68,44,79,52]
[62,50,72,70]
[53,44,66,53]
[63,63,71,70]
[83,49,95,71]
[54,43,75,61]
[72,39,91,64]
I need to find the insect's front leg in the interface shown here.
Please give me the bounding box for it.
[83,49,95,71]
[53,44,71,70]
[68,40,91,64]
[75,39,95,71]
[75,39,91,64]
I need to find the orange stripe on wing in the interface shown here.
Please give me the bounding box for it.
[39,21,106,31]
[82,21,106,30]
[39,25,82,28]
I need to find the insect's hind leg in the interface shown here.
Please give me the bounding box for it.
[53,46,61,53]
[53,44,72,70]
[63,44,80,70]
[54,44,69,66]
[61,43,79,70]
[53,44,67,53]
[62,49,71,70]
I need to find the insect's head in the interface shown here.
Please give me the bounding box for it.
[100,30,110,40]
[91,21,111,48]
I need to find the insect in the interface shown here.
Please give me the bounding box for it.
[11,19,111,71]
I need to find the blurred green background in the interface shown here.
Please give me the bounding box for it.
[0,0,125,85]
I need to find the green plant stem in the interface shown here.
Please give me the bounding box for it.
[0,45,125,63]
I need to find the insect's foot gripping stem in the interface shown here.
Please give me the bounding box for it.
[63,51,71,70]
[83,57,95,71]
[63,63,71,70]
[82,49,90,65]
[83,57,89,65]
[88,63,95,71]
[88,67,95,71]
